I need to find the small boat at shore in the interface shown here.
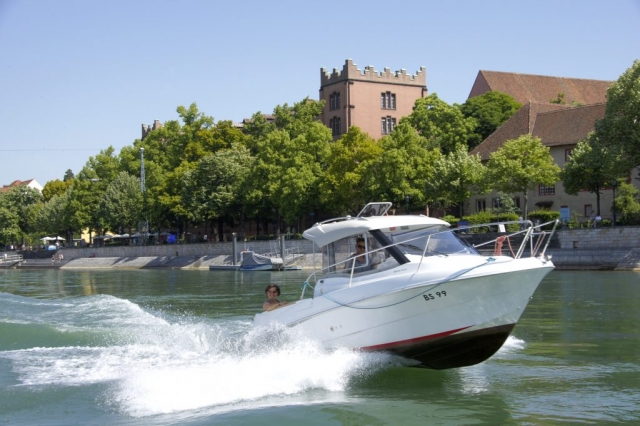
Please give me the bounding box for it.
[254,202,558,369]
[240,251,284,271]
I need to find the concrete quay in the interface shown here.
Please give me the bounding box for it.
[8,227,640,271]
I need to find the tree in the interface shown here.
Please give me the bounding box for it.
[401,94,476,155]
[597,59,640,171]
[182,145,253,241]
[320,127,383,215]
[458,91,521,150]
[99,172,143,234]
[63,169,75,182]
[42,179,73,202]
[561,133,619,215]
[426,145,488,217]
[34,192,70,238]
[1,186,43,246]
[614,181,640,225]
[487,135,560,219]
[0,199,21,246]
[375,122,439,210]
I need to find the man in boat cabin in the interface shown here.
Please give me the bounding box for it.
[351,237,379,273]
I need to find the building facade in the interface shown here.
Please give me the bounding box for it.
[319,59,427,139]
[467,71,639,223]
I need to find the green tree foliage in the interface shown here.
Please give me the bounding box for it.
[426,145,488,217]
[561,133,620,215]
[614,181,640,225]
[243,98,330,225]
[181,145,253,238]
[487,135,560,219]
[77,146,121,184]
[402,94,476,154]
[1,186,43,246]
[65,178,106,237]
[597,59,640,170]
[375,122,439,209]
[0,193,21,246]
[35,191,70,237]
[98,172,142,234]
[320,127,382,215]
[42,179,73,202]
[458,91,521,149]
[63,169,75,182]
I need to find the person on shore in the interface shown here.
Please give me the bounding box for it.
[51,255,55,265]
[263,284,287,311]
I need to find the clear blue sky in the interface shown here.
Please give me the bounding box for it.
[1,0,639,187]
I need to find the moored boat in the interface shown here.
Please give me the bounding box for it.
[254,202,557,369]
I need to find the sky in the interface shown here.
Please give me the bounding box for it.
[1,0,639,187]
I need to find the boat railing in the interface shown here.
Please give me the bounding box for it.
[466,219,559,259]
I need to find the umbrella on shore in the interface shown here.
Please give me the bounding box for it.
[40,236,65,241]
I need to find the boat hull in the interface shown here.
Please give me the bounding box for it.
[254,256,553,369]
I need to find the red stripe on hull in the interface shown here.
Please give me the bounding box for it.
[362,326,473,351]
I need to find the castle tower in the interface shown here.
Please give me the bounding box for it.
[320,59,427,139]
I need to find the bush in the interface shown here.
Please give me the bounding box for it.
[442,215,459,227]
[461,211,520,233]
[528,209,561,230]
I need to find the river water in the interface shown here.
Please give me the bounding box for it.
[0,269,638,425]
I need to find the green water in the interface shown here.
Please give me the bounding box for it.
[0,269,638,425]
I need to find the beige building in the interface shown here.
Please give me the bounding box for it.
[468,71,638,223]
[319,59,427,139]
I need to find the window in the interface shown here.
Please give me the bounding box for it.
[476,199,486,212]
[538,184,556,196]
[381,92,396,109]
[330,116,341,136]
[381,116,396,134]
[584,204,593,218]
[565,148,573,162]
[329,92,341,111]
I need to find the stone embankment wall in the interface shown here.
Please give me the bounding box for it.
[549,226,640,271]
[14,227,639,271]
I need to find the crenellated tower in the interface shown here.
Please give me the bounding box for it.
[319,59,427,139]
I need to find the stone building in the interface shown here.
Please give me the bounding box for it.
[319,59,427,139]
[467,71,638,223]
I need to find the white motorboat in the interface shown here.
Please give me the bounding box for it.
[254,202,558,369]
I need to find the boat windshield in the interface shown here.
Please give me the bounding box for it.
[389,225,479,256]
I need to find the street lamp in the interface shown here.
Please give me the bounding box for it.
[405,195,410,214]
[612,179,618,227]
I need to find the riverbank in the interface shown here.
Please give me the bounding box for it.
[6,227,640,271]
[11,248,640,271]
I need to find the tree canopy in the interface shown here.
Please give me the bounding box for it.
[597,59,640,171]
[487,135,560,219]
[458,91,521,150]
[401,94,476,155]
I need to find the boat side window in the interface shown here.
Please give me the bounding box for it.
[391,226,478,256]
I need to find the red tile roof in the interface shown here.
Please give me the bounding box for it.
[470,102,572,160]
[468,70,612,105]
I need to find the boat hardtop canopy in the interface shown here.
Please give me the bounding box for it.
[303,214,449,248]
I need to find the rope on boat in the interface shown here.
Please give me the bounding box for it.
[320,257,497,310]
[494,236,516,257]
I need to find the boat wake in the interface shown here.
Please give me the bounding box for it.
[0,292,409,417]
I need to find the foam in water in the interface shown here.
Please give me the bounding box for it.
[0,294,405,417]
